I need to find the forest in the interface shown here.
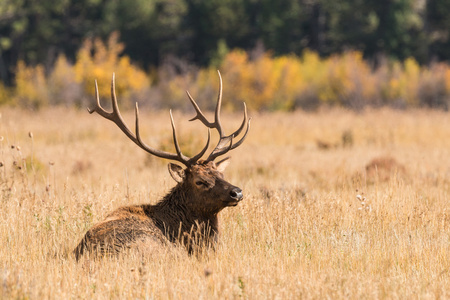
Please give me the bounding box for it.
[1,0,450,110]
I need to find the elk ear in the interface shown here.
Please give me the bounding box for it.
[216,157,231,172]
[168,163,185,183]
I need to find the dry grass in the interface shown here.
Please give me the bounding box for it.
[0,107,449,299]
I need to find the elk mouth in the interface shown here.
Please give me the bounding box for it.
[223,200,241,207]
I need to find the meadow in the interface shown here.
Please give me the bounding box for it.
[0,106,449,299]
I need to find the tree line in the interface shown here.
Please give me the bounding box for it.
[1,0,449,86]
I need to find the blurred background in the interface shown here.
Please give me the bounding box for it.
[0,0,449,111]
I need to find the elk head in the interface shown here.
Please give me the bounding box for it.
[88,71,250,215]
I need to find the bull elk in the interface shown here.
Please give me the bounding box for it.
[74,71,250,260]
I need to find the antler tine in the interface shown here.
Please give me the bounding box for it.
[229,102,248,139]
[109,73,138,142]
[215,70,224,136]
[229,116,251,150]
[87,80,109,117]
[190,128,211,162]
[187,71,251,162]
[111,73,119,113]
[169,110,189,162]
[227,102,251,150]
[87,80,100,114]
[134,104,182,163]
[187,70,224,135]
[87,74,136,143]
[187,91,213,127]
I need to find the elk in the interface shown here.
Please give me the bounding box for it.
[74,71,250,260]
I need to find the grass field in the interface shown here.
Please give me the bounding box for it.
[1,107,449,299]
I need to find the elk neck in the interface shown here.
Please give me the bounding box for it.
[151,182,219,244]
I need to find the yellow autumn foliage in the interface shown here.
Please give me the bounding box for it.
[0,82,11,105]
[3,36,450,110]
[14,61,48,109]
[73,32,149,104]
[384,58,420,106]
[197,49,382,110]
[316,51,376,107]
[445,68,450,94]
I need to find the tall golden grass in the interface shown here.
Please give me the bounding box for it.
[0,107,449,298]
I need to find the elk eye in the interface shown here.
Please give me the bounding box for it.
[195,181,207,187]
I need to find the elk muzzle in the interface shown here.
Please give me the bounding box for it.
[226,187,243,206]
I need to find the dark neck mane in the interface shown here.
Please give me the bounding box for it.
[151,183,219,250]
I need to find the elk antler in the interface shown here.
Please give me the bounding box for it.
[88,72,250,167]
[88,73,210,167]
[187,70,251,161]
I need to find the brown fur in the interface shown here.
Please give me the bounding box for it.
[365,156,406,182]
[74,159,243,260]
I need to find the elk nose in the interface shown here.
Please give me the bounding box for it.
[230,187,243,201]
